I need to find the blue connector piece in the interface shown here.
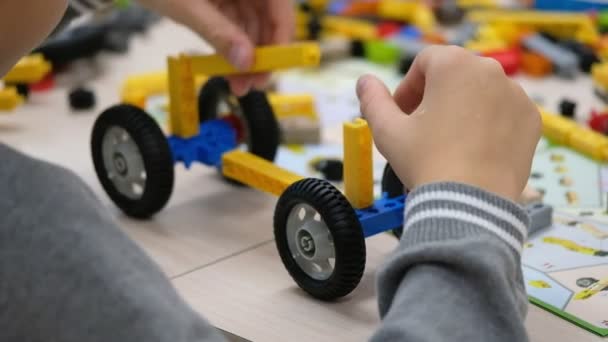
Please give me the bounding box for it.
[356,194,406,238]
[328,0,348,14]
[167,119,237,169]
[534,0,608,11]
[399,26,422,40]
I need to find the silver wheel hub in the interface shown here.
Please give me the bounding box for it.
[286,203,335,280]
[113,153,128,175]
[101,126,147,200]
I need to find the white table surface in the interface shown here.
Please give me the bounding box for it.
[1,19,604,342]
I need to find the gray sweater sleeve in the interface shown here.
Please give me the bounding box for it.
[0,143,226,342]
[371,182,530,342]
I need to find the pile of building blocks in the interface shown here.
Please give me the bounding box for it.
[293,0,608,148]
[296,0,607,80]
[0,54,52,112]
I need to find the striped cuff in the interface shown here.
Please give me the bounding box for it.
[69,0,121,13]
[403,182,530,254]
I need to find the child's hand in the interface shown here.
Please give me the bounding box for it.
[0,0,67,76]
[357,46,541,201]
[141,0,294,96]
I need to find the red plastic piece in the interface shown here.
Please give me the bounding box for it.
[377,21,402,38]
[588,109,608,134]
[220,114,246,143]
[482,47,521,76]
[30,73,55,92]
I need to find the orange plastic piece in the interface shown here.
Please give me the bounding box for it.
[521,51,553,77]
[341,0,379,16]
[423,32,446,44]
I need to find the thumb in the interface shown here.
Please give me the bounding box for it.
[356,74,409,156]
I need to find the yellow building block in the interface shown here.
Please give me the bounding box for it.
[222,150,304,196]
[540,109,579,145]
[190,43,320,76]
[343,118,374,209]
[0,87,24,111]
[465,40,508,53]
[457,0,497,8]
[377,0,419,22]
[467,10,599,44]
[568,128,608,161]
[322,16,378,40]
[490,23,524,45]
[296,7,311,26]
[307,0,330,12]
[121,71,169,106]
[295,26,310,41]
[121,71,209,108]
[412,3,436,33]
[592,62,608,91]
[3,54,51,84]
[377,0,435,32]
[540,109,608,161]
[267,93,318,121]
[167,55,199,138]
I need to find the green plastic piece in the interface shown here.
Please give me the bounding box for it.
[364,41,401,65]
[599,10,608,33]
[114,0,130,8]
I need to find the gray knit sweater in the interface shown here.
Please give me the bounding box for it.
[0,143,529,341]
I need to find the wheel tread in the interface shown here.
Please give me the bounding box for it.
[91,104,174,218]
[274,178,366,301]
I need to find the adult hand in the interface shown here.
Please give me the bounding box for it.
[141,0,295,96]
[357,46,541,201]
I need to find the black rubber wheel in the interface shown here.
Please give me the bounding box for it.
[381,163,406,239]
[91,104,174,218]
[198,77,279,162]
[274,178,366,301]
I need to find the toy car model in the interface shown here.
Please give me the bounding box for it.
[90,42,414,300]
[91,43,320,218]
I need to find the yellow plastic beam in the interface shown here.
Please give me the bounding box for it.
[268,94,318,121]
[0,87,24,111]
[121,71,209,108]
[457,0,497,8]
[167,55,199,138]
[343,118,373,209]
[592,62,608,90]
[3,54,51,84]
[322,16,378,40]
[540,109,608,161]
[222,150,304,196]
[190,43,320,76]
[467,9,599,44]
[377,0,419,21]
